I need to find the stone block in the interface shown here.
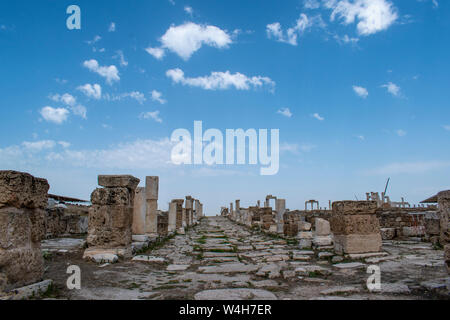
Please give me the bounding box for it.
[402,226,425,237]
[0,247,43,291]
[380,228,396,240]
[334,234,382,254]
[313,235,333,246]
[332,200,377,215]
[298,231,313,239]
[330,214,380,235]
[98,175,140,190]
[145,176,159,200]
[299,221,312,231]
[445,245,450,274]
[91,187,130,206]
[87,205,132,248]
[314,218,330,236]
[0,171,49,209]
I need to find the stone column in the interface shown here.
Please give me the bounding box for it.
[230,203,234,220]
[330,201,382,255]
[168,201,177,233]
[132,187,146,235]
[438,190,450,274]
[194,199,201,223]
[276,199,286,234]
[257,200,261,208]
[172,199,184,232]
[0,171,49,292]
[84,175,139,260]
[185,196,193,226]
[144,176,158,236]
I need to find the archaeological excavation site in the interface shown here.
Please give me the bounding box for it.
[0,170,449,301]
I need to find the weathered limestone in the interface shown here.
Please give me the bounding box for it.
[84,175,139,260]
[132,187,146,235]
[0,171,49,292]
[185,196,193,227]
[438,191,450,273]
[145,176,158,235]
[168,201,177,233]
[331,201,382,254]
[276,199,286,234]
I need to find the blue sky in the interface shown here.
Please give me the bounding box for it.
[0,0,449,214]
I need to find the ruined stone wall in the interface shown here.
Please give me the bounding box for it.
[283,212,300,237]
[157,212,168,237]
[376,208,428,239]
[84,175,139,259]
[0,171,49,292]
[44,204,89,238]
[331,201,382,254]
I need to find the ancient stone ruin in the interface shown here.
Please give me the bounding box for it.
[0,171,49,293]
[83,175,140,261]
[0,171,448,300]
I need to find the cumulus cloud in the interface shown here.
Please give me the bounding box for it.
[83,59,120,84]
[277,108,293,118]
[146,22,232,60]
[86,35,101,45]
[266,14,324,46]
[311,113,325,121]
[166,68,275,91]
[381,82,401,96]
[49,93,87,119]
[151,90,167,104]
[353,85,368,98]
[108,22,116,32]
[304,0,321,9]
[139,111,163,123]
[77,83,102,99]
[40,106,69,124]
[324,0,398,36]
[396,129,407,137]
[443,125,450,131]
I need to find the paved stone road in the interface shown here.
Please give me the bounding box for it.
[44,217,449,300]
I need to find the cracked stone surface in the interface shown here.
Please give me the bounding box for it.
[41,216,449,300]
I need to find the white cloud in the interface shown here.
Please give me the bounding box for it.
[71,105,87,119]
[58,141,71,148]
[184,6,193,16]
[166,68,275,91]
[151,90,167,104]
[49,93,86,119]
[366,160,450,175]
[40,106,69,124]
[353,85,368,98]
[277,108,293,118]
[443,125,450,131]
[312,113,325,121]
[324,0,398,36]
[396,129,407,137]
[357,135,365,141]
[108,22,116,32]
[83,59,120,84]
[381,82,400,96]
[86,35,101,45]
[280,143,300,154]
[103,91,146,104]
[304,0,321,9]
[145,47,166,60]
[146,22,232,60]
[267,14,324,46]
[335,34,359,44]
[113,50,128,67]
[77,83,102,99]
[50,93,76,106]
[139,111,163,123]
[22,140,56,151]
